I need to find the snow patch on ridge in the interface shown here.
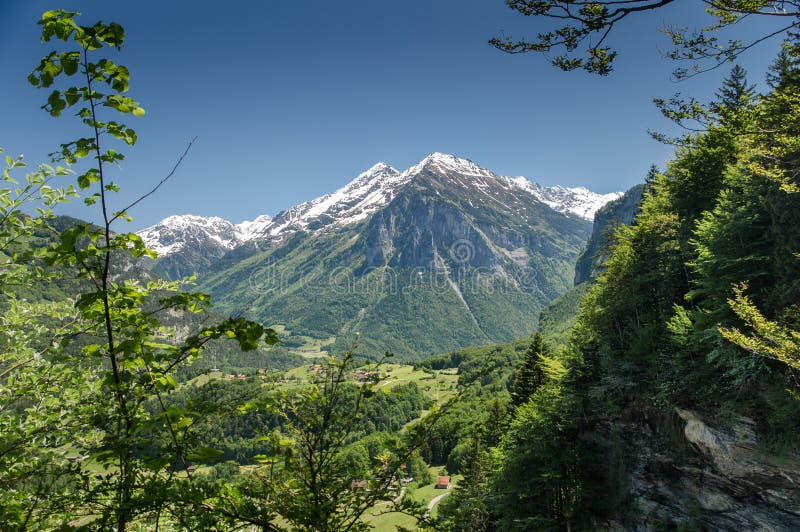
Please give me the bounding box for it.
[502,176,622,219]
[408,152,621,219]
[266,162,406,237]
[238,214,273,239]
[407,152,496,180]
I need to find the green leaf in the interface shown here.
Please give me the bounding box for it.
[46,90,66,117]
[61,52,80,75]
[64,87,80,106]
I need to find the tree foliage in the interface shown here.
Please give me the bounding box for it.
[720,283,800,373]
[482,29,800,529]
[0,148,83,528]
[493,352,585,530]
[209,350,446,531]
[437,432,493,532]
[7,5,800,530]
[492,0,800,76]
[509,332,549,409]
[1,10,279,530]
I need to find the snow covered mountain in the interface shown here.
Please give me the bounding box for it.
[137,153,620,271]
[259,152,620,242]
[198,152,605,358]
[133,152,625,357]
[505,177,623,219]
[136,214,271,279]
[535,185,623,219]
[263,162,406,238]
[137,214,272,255]
[416,153,622,219]
[237,214,274,239]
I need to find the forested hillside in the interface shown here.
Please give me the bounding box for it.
[537,182,646,348]
[440,41,800,529]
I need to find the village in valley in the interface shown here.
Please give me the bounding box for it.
[186,360,463,523]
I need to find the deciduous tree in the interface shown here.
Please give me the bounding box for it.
[491,0,800,76]
[5,10,278,529]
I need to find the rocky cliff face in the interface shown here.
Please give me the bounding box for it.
[574,184,644,286]
[599,408,800,530]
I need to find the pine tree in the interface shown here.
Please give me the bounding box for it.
[715,65,756,111]
[711,65,756,129]
[767,48,795,90]
[437,433,492,531]
[643,163,660,196]
[510,333,549,409]
[482,397,508,448]
[767,33,800,90]
[645,164,659,186]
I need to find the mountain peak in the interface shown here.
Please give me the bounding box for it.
[238,214,273,239]
[408,152,494,179]
[423,152,463,165]
[159,214,227,227]
[137,214,247,256]
[529,185,623,219]
[404,153,619,219]
[359,161,395,177]
[349,161,400,187]
[264,161,408,238]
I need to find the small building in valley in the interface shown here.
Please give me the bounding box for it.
[434,475,451,489]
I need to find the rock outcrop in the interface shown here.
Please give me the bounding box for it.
[602,408,800,530]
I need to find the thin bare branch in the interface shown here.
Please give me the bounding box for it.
[109,136,197,225]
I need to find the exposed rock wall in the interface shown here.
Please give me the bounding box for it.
[574,184,644,285]
[601,408,800,530]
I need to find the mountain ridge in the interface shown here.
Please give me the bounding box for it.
[138,214,272,256]
[137,153,621,260]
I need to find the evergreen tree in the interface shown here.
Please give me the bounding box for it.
[767,33,800,90]
[720,283,800,374]
[714,65,756,112]
[510,333,549,409]
[438,433,493,531]
[767,48,795,90]
[482,397,508,448]
[643,163,660,198]
[644,164,659,187]
[493,355,584,530]
[711,65,756,130]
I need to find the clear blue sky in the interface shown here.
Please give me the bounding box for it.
[0,1,788,230]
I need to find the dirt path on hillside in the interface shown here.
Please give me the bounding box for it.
[426,491,450,514]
